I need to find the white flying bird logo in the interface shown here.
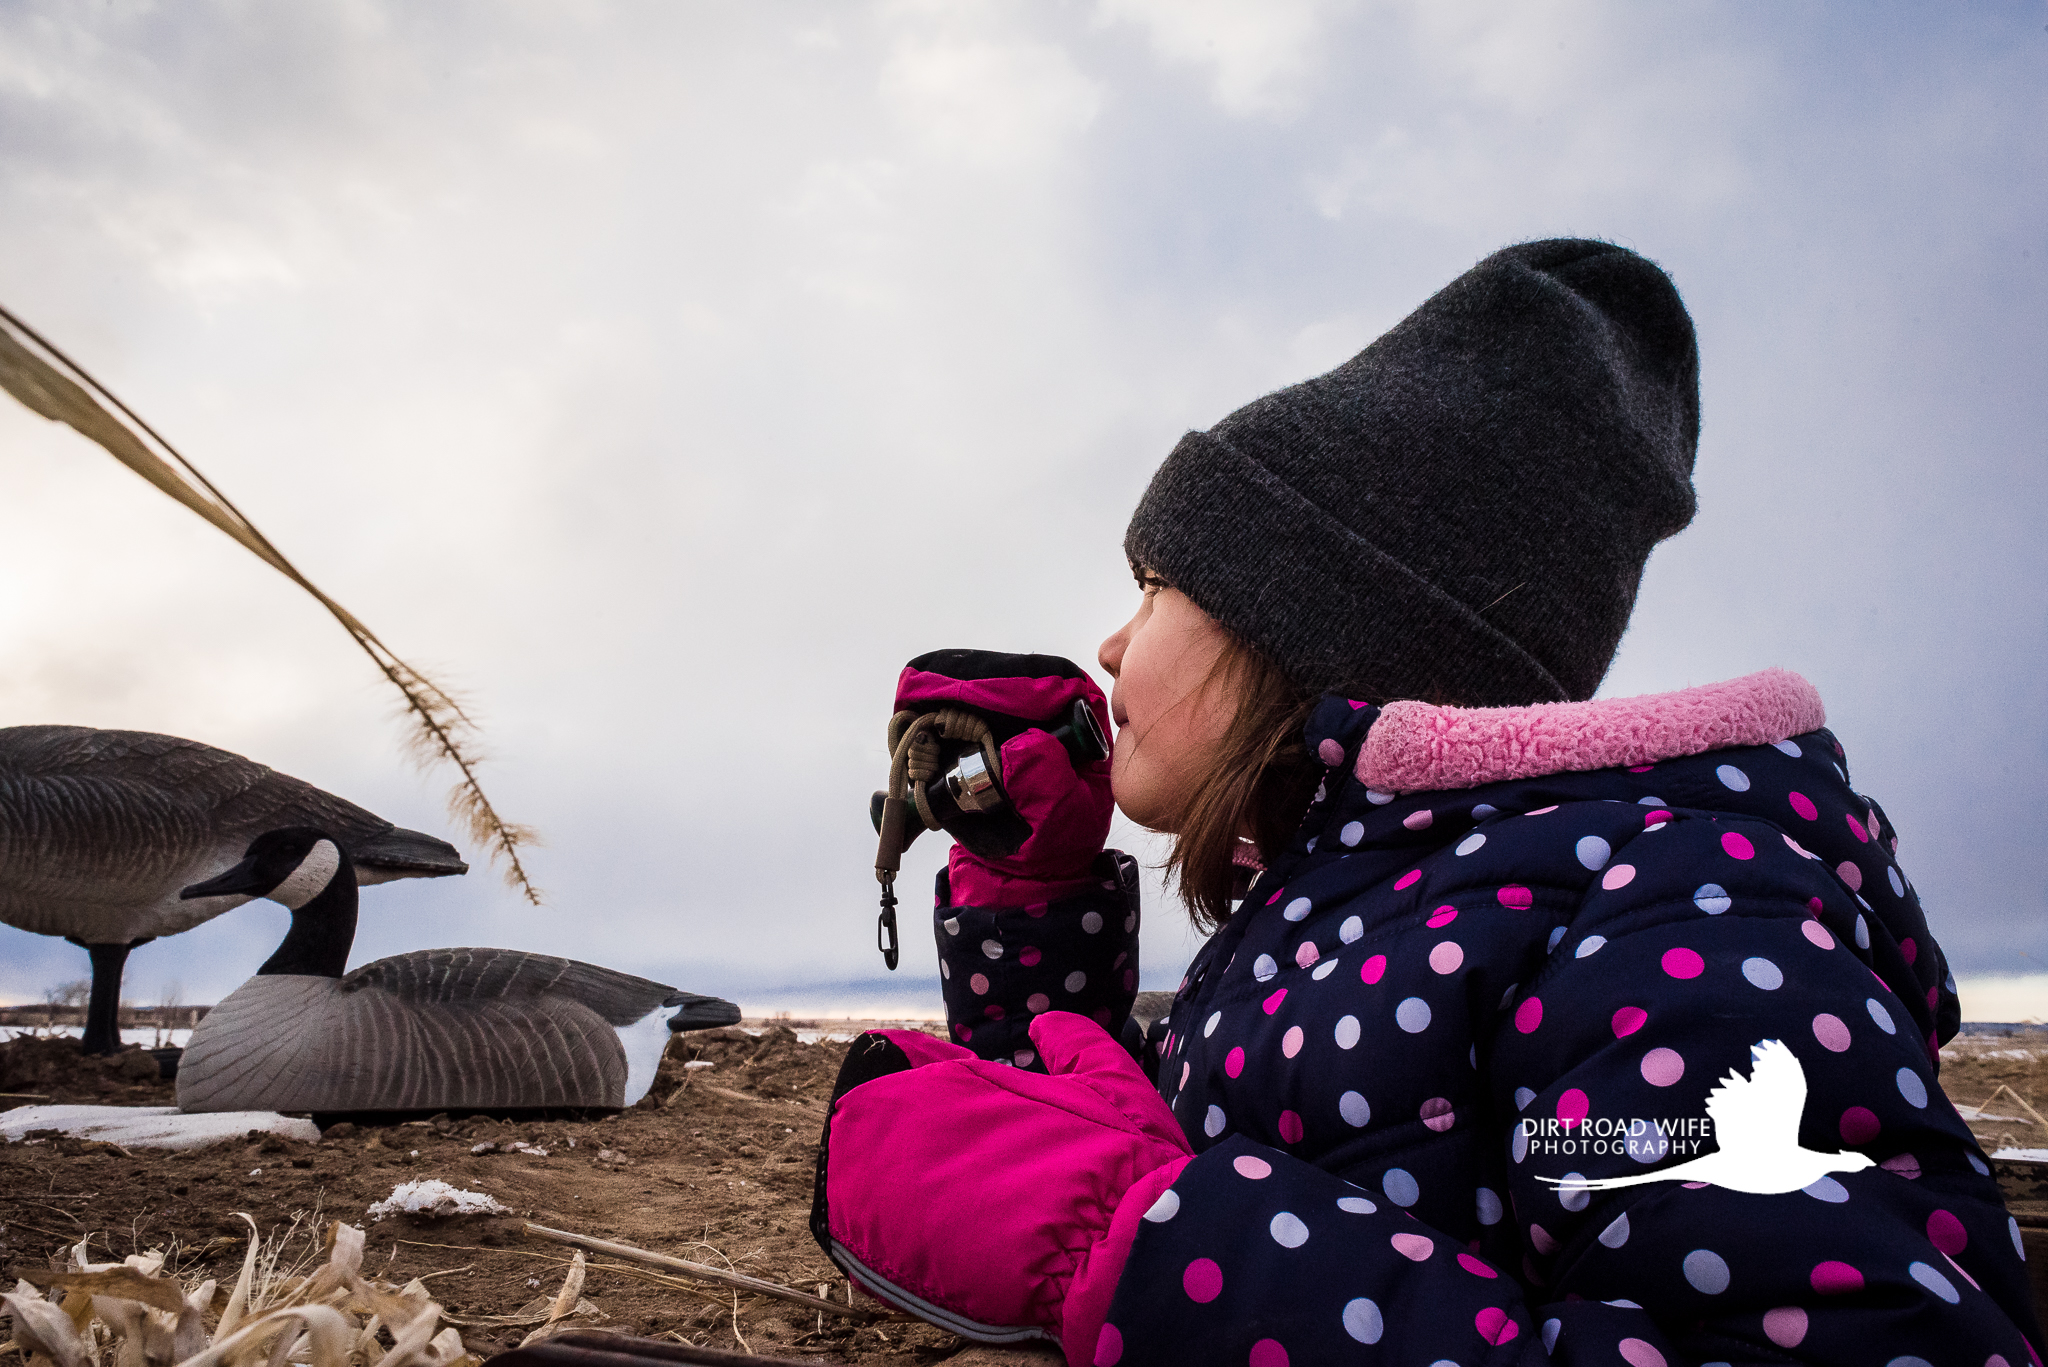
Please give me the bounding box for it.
[1537,1039,1875,1196]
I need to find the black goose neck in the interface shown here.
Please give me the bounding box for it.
[256,859,357,977]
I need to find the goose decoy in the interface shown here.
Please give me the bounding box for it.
[173,827,742,1114]
[0,725,468,1055]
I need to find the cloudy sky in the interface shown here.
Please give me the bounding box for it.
[1,1,2043,1021]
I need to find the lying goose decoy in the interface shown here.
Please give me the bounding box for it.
[174,827,742,1114]
[0,725,468,1055]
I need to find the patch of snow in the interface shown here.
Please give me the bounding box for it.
[683,1060,716,1071]
[1992,1148,2048,1163]
[366,1179,512,1222]
[0,1104,320,1150]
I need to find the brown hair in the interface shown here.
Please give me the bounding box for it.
[1161,630,1323,932]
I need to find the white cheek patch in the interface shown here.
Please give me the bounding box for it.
[271,839,342,910]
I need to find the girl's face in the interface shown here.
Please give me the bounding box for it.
[1097,577,1237,831]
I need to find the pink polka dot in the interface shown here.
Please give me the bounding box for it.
[1901,937,1918,964]
[1810,1261,1863,1295]
[1528,1223,1558,1254]
[1390,1232,1433,1261]
[1277,1110,1304,1144]
[1785,834,1813,858]
[1233,1153,1272,1180]
[969,973,990,994]
[1182,1258,1222,1303]
[1267,888,1285,905]
[983,1004,1005,1020]
[1427,905,1458,928]
[1812,1013,1851,1052]
[1263,988,1288,1014]
[1643,809,1673,827]
[1763,1306,1808,1348]
[1617,1339,1665,1367]
[1846,812,1869,843]
[1027,991,1052,1013]
[954,1023,973,1042]
[1498,885,1534,910]
[1613,1006,1648,1037]
[1721,831,1755,860]
[1640,1048,1685,1086]
[1429,940,1464,974]
[1602,864,1637,890]
[1457,1251,1497,1278]
[1881,1152,1921,1179]
[1025,903,1048,919]
[1807,898,1824,916]
[1927,1209,1967,1255]
[1317,738,1345,766]
[1093,1323,1122,1367]
[1421,1097,1454,1132]
[1395,869,1422,890]
[1404,809,1434,830]
[1839,1106,1880,1145]
[1281,1025,1303,1058]
[1362,955,1387,985]
[1474,1307,1518,1345]
[1248,1340,1288,1367]
[1528,804,1559,814]
[1801,920,1836,950]
[1788,791,1818,820]
[1836,860,1863,891]
[1225,1046,1246,1077]
[1628,764,1655,773]
[1514,998,1544,1033]
[1556,1089,1589,1128]
[1294,941,1320,968]
[1662,947,1705,979]
[1125,968,1137,990]
[1019,947,1042,967]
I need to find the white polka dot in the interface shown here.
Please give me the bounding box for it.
[1395,997,1432,1033]
[1512,1125,1528,1163]
[1282,1025,1304,1058]
[1334,1015,1361,1049]
[981,939,1003,959]
[1340,821,1365,846]
[1854,915,1870,950]
[1339,1091,1371,1126]
[1253,954,1279,982]
[1456,832,1486,856]
[942,917,960,936]
[1283,897,1312,921]
[1888,867,1905,898]
[1886,1359,1932,1367]
[1339,915,1364,943]
[1269,1212,1309,1247]
[1694,884,1731,914]
[1638,795,1665,806]
[1382,1168,1419,1206]
[1475,1187,1503,1225]
[1365,789,1395,805]
[1064,971,1087,992]
[2012,1215,2026,1260]
[1576,835,1611,869]
[1547,925,1567,953]
[939,959,951,979]
[1472,804,1498,819]
[1429,941,1464,974]
[1342,1298,1383,1344]
[1774,739,1802,757]
[1867,998,1895,1034]
[1143,1189,1180,1222]
[1742,957,1783,990]
[1337,1195,1377,1214]
[1598,1212,1630,1247]
[1203,1011,1221,1037]
[1682,1249,1730,1294]
[1203,1105,1225,1137]
[1541,1320,1561,1352]
[1576,935,1608,958]
[1514,1087,1535,1110]
[1716,765,1750,791]
[1081,911,1104,934]
[1907,1261,1958,1304]
[1557,1174,1590,1211]
[1124,910,1137,932]
[1969,1153,1989,1176]
[1802,1176,1848,1202]
[1896,1068,1928,1108]
[1312,959,1338,980]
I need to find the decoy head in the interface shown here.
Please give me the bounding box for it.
[182,827,351,910]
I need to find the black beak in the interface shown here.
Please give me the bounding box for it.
[180,856,269,900]
[665,992,744,1033]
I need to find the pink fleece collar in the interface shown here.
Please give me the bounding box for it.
[1357,668,1826,795]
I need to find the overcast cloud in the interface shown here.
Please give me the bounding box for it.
[0,1,2043,1019]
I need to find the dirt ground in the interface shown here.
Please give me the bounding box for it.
[5,1025,2047,1364]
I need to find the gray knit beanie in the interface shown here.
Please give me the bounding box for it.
[1123,238,1699,707]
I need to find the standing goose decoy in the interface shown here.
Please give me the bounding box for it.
[174,827,742,1114]
[0,725,468,1055]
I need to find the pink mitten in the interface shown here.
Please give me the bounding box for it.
[811,1012,1193,1365]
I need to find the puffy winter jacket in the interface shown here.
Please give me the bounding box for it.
[1089,670,2036,1364]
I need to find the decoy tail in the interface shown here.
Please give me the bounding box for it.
[352,826,469,877]
[666,991,743,1033]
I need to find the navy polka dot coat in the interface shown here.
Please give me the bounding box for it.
[1092,689,2037,1364]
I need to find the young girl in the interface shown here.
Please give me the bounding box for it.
[816,240,2037,1364]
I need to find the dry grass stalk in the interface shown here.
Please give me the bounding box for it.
[519,1225,873,1321]
[0,304,540,905]
[0,1215,480,1367]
